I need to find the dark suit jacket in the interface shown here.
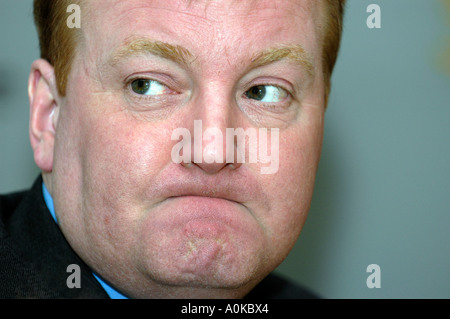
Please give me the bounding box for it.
[0,176,317,299]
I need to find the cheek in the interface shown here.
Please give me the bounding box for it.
[263,112,324,246]
[63,110,179,260]
[79,114,171,194]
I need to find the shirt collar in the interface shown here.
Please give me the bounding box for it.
[42,182,129,299]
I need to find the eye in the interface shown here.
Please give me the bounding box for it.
[245,85,288,103]
[130,79,169,95]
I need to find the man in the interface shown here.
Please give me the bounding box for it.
[0,0,345,298]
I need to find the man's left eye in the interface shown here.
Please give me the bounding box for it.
[131,79,168,95]
[245,85,288,103]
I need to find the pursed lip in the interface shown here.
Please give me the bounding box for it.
[148,165,271,214]
[144,169,272,234]
[167,194,242,205]
[164,181,251,205]
[150,173,265,212]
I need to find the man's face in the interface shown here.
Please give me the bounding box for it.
[48,0,326,298]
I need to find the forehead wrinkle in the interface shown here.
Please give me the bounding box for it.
[108,37,195,67]
[250,45,315,78]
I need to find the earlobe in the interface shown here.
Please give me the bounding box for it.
[28,59,60,173]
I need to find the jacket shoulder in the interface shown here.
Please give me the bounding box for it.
[0,190,27,234]
[0,178,109,299]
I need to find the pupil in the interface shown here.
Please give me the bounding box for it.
[247,86,266,101]
[132,80,150,94]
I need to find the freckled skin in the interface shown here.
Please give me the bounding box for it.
[41,0,326,298]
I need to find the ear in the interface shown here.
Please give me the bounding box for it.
[28,59,60,173]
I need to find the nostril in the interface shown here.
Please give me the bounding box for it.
[193,161,229,175]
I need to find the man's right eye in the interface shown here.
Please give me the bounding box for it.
[130,79,169,95]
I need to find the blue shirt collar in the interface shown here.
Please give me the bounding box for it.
[42,182,129,299]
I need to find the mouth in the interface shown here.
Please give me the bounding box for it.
[168,194,243,205]
[151,194,254,239]
[164,195,249,217]
[148,167,271,217]
[160,178,253,208]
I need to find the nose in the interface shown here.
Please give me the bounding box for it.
[180,120,242,174]
[181,84,243,174]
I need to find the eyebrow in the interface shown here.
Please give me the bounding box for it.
[109,38,194,66]
[108,38,314,77]
[250,45,315,78]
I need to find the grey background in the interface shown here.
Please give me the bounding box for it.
[1,0,449,298]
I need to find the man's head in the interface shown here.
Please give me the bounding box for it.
[29,0,345,298]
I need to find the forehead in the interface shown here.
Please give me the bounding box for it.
[79,0,323,66]
[82,0,320,21]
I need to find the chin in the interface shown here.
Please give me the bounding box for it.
[135,225,271,293]
[133,196,273,291]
